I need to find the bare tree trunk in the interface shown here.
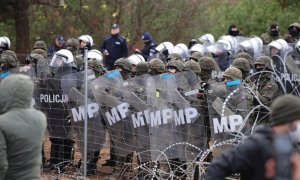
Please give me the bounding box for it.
[14,0,30,62]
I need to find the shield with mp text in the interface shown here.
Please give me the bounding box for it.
[62,70,106,156]
[91,70,137,156]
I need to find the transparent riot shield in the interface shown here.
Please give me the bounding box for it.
[177,71,207,162]
[123,74,151,162]
[91,70,136,156]
[283,51,300,95]
[146,71,205,162]
[61,70,106,157]
[38,66,74,139]
[207,80,252,156]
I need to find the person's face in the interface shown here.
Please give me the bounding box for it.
[288,119,300,132]
[131,65,137,72]
[271,47,279,56]
[80,41,87,49]
[223,76,233,82]
[55,39,64,48]
[255,64,265,69]
[168,67,177,74]
[111,28,120,35]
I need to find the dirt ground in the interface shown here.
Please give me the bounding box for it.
[41,131,138,180]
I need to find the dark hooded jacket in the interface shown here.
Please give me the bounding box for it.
[205,125,273,180]
[0,74,47,179]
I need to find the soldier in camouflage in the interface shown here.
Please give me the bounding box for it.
[114,58,132,80]
[252,56,279,124]
[198,56,217,83]
[33,40,47,51]
[166,59,185,74]
[66,38,84,71]
[284,22,300,43]
[184,60,201,78]
[222,66,243,82]
[261,23,282,45]
[135,61,149,75]
[232,57,254,88]
[148,58,165,76]
[0,50,20,80]
[189,51,203,62]
[234,52,254,69]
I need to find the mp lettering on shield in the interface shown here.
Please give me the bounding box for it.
[71,103,99,122]
[213,115,243,134]
[105,103,129,126]
[131,107,198,128]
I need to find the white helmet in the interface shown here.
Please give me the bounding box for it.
[0,36,11,49]
[88,49,103,61]
[127,54,145,66]
[78,35,93,46]
[239,36,263,59]
[268,39,290,58]
[50,49,74,67]
[199,34,215,45]
[295,40,300,53]
[189,43,204,54]
[268,39,288,51]
[173,43,189,60]
[218,35,238,51]
[85,35,93,46]
[155,41,174,54]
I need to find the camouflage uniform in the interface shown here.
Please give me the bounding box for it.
[0,50,20,80]
[66,38,84,71]
[260,23,282,45]
[135,61,149,75]
[114,58,132,80]
[284,22,300,43]
[234,52,254,68]
[166,59,185,73]
[148,58,165,76]
[33,40,47,51]
[232,57,255,88]
[189,51,203,62]
[252,56,279,124]
[184,60,201,77]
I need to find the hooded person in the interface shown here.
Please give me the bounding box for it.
[285,22,300,43]
[261,23,282,45]
[0,74,47,179]
[205,94,300,180]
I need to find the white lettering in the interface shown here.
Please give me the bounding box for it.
[150,110,161,127]
[132,112,145,128]
[174,109,185,125]
[229,115,243,132]
[105,107,120,126]
[185,108,197,124]
[162,109,173,124]
[117,103,129,119]
[213,117,229,134]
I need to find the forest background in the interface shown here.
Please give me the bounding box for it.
[1,0,300,61]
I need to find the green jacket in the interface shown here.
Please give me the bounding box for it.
[0,74,47,180]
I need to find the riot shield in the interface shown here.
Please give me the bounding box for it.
[146,71,205,162]
[91,70,137,156]
[38,66,74,139]
[283,51,300,95]
[207,80,252,156]
[61,70,106,156]
[122,74,151,162]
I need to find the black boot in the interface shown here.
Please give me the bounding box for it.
[87,150,100,176]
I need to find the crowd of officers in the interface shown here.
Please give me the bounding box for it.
[0,21,300,179]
